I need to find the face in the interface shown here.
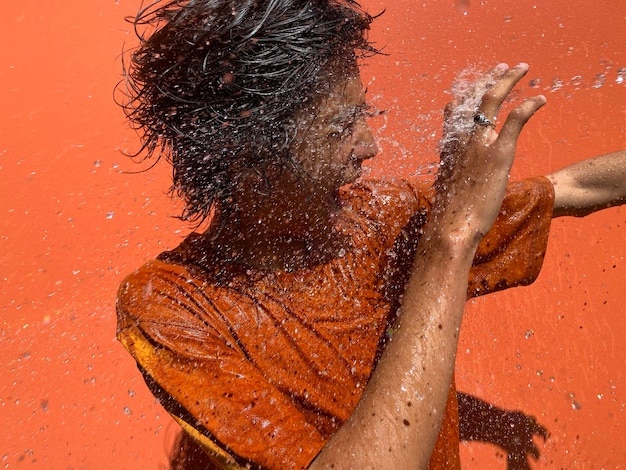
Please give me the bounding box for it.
[290,71,379,195]
[228,68,379,243]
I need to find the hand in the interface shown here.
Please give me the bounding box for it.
[433,63,546,243]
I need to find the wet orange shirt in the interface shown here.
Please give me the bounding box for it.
[117,177,554,469]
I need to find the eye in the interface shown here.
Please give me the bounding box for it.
[327,124,344,139]
[327,103,379,140]
[327,122,353,140]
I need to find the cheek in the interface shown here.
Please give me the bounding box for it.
[309,139,341,172]
[325,140,353,173]
[333,137,356,164]
[293,134,351,182]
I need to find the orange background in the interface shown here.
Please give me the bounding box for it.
[1,0,624,468]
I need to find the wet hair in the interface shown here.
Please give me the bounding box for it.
[118,0,378,223]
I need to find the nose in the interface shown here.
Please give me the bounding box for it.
[353,119,378,160]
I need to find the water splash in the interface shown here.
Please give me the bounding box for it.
[550,77,564,93]
[591,73,606,89]
[438,65,501,157]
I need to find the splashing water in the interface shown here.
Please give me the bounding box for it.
[438,66,500,158]
[592,73,606,89]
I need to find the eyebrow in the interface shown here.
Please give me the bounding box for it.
[331,103,371,125]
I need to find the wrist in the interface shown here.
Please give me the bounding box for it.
[420,217,483,263]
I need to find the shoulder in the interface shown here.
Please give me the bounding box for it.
[115,249,240,360]
[341,177,435,219]
[116,232,224,324]
[335,177,434,255]
[116,258,196,322]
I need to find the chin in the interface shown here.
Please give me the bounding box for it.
[343,164,363,185]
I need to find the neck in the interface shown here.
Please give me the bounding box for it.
[205,216,345,272]
[204,191,346,272]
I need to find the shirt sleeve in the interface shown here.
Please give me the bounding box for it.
[468,176,555,297]
[346,176,555,298]
[116,261,326,470]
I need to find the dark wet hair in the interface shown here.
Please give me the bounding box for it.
[118,0,377,223]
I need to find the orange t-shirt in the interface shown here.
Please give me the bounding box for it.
[117,177,554,469]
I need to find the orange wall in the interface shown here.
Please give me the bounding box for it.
[2,0,624,468]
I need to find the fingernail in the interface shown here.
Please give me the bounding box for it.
[516,62,529,71]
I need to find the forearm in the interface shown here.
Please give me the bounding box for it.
[547,150,626,217]
[311,63,544,469]
[311,224,479,469]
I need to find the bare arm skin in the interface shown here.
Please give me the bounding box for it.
[311,64,546,469]
[547,150,626,217]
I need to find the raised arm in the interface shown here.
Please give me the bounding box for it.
[547,150,626,217]
[311,63,545,469]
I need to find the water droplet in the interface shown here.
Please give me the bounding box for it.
[592,73,606,89]
[569,75,583,88]
[550,77,563,93]
[106,211,115,220]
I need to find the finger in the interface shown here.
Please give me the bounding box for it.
[439,101,465,159]
[443,101,455,122]
[492,95,546,152]
[479,63,530,123]
[441,101,456,134]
